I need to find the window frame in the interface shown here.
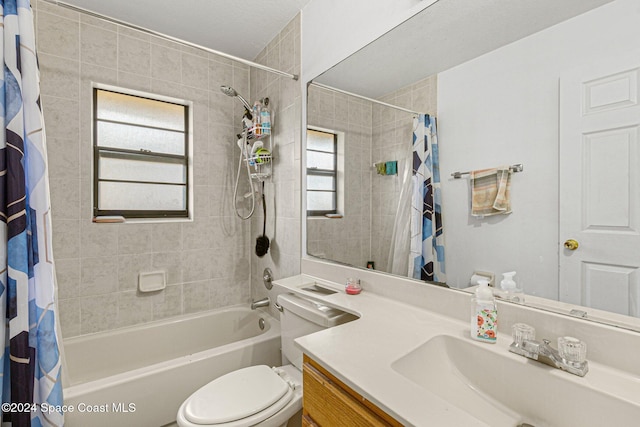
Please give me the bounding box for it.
[306,128,338,217]
[92,86,191,220]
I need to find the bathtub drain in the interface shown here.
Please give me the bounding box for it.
[258,318,265,330]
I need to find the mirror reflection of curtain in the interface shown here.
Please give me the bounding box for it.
[388,115,446,282]
[387,144,413,276]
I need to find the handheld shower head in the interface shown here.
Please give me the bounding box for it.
[220,85,252,111]
[220,85,237,97]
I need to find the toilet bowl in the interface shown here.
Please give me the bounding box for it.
[176,364,301,427]
[177,293,356,427]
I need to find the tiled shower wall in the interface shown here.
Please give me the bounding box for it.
[304,75,437,273]
[35,0,254,337]
[249,15,302,306]
[306,85,373,268]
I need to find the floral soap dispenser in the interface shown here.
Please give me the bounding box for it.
[470,280,497,343]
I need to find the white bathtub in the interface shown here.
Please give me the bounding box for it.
[62,305,281,427]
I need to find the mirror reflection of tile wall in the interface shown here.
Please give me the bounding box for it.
[307,75,437,273]
[307,85,373,268]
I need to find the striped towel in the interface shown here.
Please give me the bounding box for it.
[470,167,512,217]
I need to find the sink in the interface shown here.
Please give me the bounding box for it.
[391,335,640,427]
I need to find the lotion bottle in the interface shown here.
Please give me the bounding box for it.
[470,280,497,343]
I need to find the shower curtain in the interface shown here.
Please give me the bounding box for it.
[0,1,64,426]
[410,114,446,282]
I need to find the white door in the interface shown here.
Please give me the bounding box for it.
[559,52,640,317]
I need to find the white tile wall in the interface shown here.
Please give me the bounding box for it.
[249,15,303,312]
[307,85,373,269]
[306,75,437,273]
[36,0,255,337]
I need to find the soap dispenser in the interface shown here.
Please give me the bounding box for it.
[470,280,497,343]
[500,271,524,303]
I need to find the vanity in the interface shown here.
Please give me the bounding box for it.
[302,355,401,426]
[293,0,640,425]
[272,272,640,426]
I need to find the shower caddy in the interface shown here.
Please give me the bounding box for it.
[243,98,272,182]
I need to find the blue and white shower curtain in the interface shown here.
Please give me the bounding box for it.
[411,114,446,282]
[0,1,64,426]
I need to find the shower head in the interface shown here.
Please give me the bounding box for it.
[220,85,236,97]
[220,85,252,111]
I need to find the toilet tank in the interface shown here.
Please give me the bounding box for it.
[277,293,357,370]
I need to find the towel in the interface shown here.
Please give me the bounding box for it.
[470,167,512,217]
[385,161,397,175]
[375,162,386,175]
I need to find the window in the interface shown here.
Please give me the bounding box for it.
[93,86,191,219]
[306,128,338,216]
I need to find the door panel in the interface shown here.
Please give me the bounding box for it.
[559,52,640,317]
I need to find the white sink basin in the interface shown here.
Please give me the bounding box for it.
[391,335,640,427]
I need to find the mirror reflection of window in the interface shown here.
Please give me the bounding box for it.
[306,128,338,216]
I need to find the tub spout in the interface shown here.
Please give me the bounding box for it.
[251,297,270,310]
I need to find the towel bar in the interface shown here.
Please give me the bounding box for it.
[451,163,523,179]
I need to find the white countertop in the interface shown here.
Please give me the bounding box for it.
[274,275,495,426]
[274,274,640,427]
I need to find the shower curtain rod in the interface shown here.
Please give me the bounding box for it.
[40,0,299,81]
[309,81,423,115]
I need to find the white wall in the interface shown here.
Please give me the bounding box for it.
[300,0,436,82]
[438,0,640,298]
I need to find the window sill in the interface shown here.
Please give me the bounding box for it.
[307,214,343,220]
[92,216,193,224]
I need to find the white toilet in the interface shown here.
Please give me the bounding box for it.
[176,293,356,427]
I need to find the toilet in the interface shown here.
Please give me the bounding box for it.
[176,293,356,427]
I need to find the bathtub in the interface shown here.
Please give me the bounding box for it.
[62,305,281,427]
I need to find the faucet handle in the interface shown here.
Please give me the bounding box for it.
[558,336,587,364]
[511,323,536,345]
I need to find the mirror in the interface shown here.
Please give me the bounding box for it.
[305,0,640,328]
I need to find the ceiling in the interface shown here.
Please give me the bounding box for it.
[59,0,312,60]
[58,0,614,96]
[315,0,615,98]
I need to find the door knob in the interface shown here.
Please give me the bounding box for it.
[564,239,579,250]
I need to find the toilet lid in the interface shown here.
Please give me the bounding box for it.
[184,365,292,425]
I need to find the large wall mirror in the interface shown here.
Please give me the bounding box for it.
[305,0,640,330]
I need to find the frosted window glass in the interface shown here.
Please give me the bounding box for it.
[98,182,186,211]
[307,191,335,212]
[307,151,334,170]
[96,89,185,131]
[97,121,185,155]
[307,129,335,152]
[307,175,335,191]
[98,153,186,184]
[93,86,190,218]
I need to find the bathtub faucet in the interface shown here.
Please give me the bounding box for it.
[251,297,270,310]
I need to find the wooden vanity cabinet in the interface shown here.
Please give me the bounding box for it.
[302,354,403,427]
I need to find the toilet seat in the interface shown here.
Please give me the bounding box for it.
[182,365,295,426]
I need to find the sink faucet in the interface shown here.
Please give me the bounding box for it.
[509,323,588,377]
[251,297,270,310]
